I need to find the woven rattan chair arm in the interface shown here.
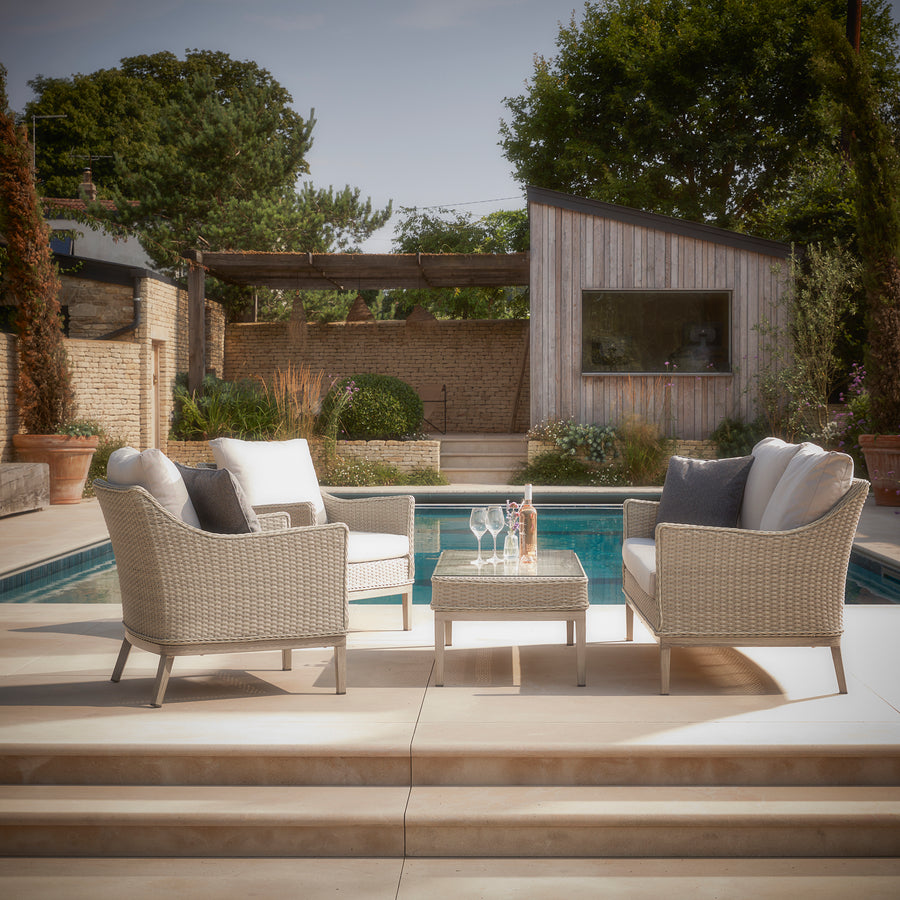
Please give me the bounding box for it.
[258,511,291,531]
[252,501,318,527]
[322,491,415,537]
[623,499,659,540]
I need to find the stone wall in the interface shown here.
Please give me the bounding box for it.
[0,333,17,463]
[67,339,142,445]
[224,319,531,434]
[61,276,134,338]
[1,267,226,461]
[166,439,441,473]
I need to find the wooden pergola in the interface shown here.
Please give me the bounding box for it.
[183,250,530,389]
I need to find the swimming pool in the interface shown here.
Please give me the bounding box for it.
[2,505,898,605]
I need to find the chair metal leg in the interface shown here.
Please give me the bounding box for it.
[575,615,586,687]
[334,643,346,695]
[151,655,174,707]
[434,616,446,686]
[401,587,412,631]
[660,646,671,695]
[282,648,292,671]
[625,604,634,642]
[111,638,131,683]
[831,645,848,694]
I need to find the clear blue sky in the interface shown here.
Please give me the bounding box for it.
[2,1,899,252]
[0,0,578,251]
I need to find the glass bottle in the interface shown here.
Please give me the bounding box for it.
[519,483,537,564]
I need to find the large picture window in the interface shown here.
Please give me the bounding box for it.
[581,290,731,374]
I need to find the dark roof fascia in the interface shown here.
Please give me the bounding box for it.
[55,253,179,288]
[526,186,791,259]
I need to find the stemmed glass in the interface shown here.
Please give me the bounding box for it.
[485,506,505,564]
[469,507,488,566]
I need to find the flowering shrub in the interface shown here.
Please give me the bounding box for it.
[527,418,618,462]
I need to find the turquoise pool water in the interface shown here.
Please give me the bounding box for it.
[2,505,898,605]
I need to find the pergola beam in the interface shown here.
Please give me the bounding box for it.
[181,250,530,394]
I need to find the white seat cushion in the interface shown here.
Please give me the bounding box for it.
[106,447,201,528]
[622,537,657,597]
[347,531,410,564]
[740,437,801,530]
[209,437,326,525]
[758,442,854,532]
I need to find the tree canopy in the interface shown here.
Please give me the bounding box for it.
[389,206,529,319]
[500,0,900,234]
[22,50,391,317]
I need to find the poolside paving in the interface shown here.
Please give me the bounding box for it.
[0,490,898,896]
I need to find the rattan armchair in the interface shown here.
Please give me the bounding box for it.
[622,479,869,694]
[95,480,349,707]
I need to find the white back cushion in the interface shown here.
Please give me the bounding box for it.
[106,447,201,528]
[740,437,802,530]
[758,442,854,532]
[209,438,326,525]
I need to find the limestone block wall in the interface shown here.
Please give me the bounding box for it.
[1,270,226,461]
[166,439,440,474]
[66,339,142,444]
[61,276,133,339]
[0,334,18,463]
[224,319,531,434]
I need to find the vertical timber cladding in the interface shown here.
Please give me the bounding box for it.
[527,187,791,440]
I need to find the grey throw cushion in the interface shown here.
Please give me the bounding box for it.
[656,455,754,528]
[175,463,261,534]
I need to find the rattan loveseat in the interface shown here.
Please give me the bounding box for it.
[621,439,869,694]
[95,480,350,707]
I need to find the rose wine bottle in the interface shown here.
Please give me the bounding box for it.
[519,483,537,564]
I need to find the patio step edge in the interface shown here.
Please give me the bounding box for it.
[2,784,900,859]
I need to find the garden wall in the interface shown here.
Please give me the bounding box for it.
[167,439,441,473]
[0,333,17,463]
[224,319,531,434]
[1,263,227,462]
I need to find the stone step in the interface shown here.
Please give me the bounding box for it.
[441,467,519,485]
[4,740,898,788]
[3,784,899,859]
[405,785,900,859]
[0,784,408,858]
[3,857,899,897]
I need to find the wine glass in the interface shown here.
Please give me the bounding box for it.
[485,506,505,564]
[469,507,488,565]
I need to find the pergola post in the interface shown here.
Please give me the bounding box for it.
[187,252,205,394]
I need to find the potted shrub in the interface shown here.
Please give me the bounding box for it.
[0,73,98,503]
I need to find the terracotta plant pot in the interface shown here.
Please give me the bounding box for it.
[12,434,99,504]
[858,434,900,507]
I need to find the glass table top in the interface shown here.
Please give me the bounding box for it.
[432,549,586,580]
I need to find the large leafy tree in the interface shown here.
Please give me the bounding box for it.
[390,206,529,319]
[500,0,900,232]
[814,13,900,433]
[22,50,391,317]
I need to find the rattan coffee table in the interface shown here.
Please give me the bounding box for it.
[430,549,589,687]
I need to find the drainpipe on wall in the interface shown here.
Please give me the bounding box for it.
[99,277,142,339]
